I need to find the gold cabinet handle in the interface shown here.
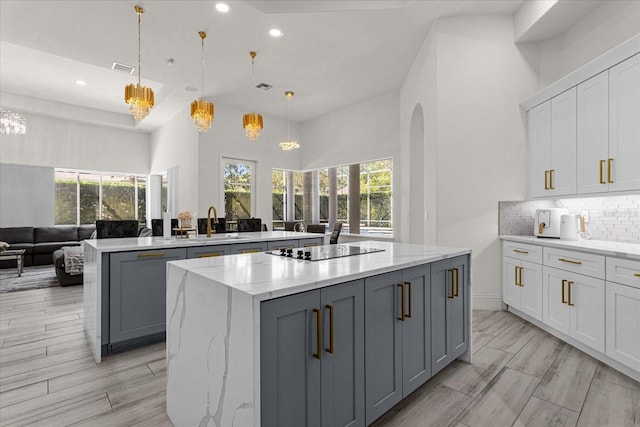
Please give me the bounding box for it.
[453,268,460,297]
[544,170,549,190]
[513,249,529,254]
[514,266,519,287]
[549,169,554,190]
[138,252,166,258]
[599,160,606,184]
[313,308,322,359]
[561,279,567,304]
[518,267,524,287]
[325,304,334,354]
[558,258,582,265]
[240,249,261,254]
[198,253,222,258]
[404,282,412,318]
[397,284,406,321]
[634,273,640,277]
[608,158,613,183]
[448,269,455,299]
[567,281,574,306]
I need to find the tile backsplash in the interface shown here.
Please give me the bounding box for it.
[499,195,640,244]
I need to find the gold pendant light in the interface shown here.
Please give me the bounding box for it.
[124,5,154,121]
[243,51,263,141]
[279,91,300,151]
[191,31,214,132]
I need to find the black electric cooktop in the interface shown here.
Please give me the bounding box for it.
[268,244,384,261]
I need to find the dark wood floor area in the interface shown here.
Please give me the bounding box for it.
[1,285,638,426]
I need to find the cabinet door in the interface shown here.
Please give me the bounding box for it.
[519,260,543,321]
[606,281,640,371]
[364,270,402,424]
[321,280,365,427]
[261,291,321,427]
[569,273,605,353]
[300,238,324,248]
[266,240,297,251]
[542,266,570,335]
[186,245,231,258]
[609,53,640,192]
[449,256,469,360]
[401,264,431,397]
[431,259,452,374]
[550,88,577,196]
[109,248,186,344]
[230,241,268,254]
[528,100,552,198]
[577,71,609,194]
[502,257,522,310]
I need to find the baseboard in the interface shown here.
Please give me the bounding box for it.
[472,294,503,311]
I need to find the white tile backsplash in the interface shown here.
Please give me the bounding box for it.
[499,195,640,244]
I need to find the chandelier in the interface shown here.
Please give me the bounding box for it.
[191,31,214,132]
[279,91,300,151]
[243,51,263,141]
[0,110,26,135]
[124,5,154,121]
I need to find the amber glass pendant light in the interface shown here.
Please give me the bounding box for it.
[279,91,300,151]
[242,51,263,141]
[124,5,154,121]
[191,31,214,132]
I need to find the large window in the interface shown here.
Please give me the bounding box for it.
[360,159,392,229]
[223,159,255,220]
[55,169,147,225]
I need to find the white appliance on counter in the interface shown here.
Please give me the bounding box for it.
[534,208,569,238]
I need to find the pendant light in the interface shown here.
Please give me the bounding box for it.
[124,5,155,121]
[191,31,214,132]
[242,51,263,141]
[279,91,300,151]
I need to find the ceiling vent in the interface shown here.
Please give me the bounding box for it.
[112,62,135,75]
[256,83,273,91]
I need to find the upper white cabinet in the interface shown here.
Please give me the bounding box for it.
[528,88,577,198]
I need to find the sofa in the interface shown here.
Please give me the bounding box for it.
[0,225,95,285]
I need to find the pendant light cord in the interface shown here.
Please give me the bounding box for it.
[137,8,141,86]
[201,35,205,99]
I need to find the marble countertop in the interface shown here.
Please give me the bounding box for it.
[83,231,321,253]
[500,235,640,260]
[167,241,471,301]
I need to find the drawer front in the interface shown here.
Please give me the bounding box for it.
[606,257,640,288]
[502,241,542,264]
[187,245,231,259]
[543,247,605,279]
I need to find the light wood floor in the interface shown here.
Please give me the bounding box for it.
[1,286,638,427]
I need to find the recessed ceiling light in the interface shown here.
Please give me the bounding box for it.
[76,80,87,86]
[269,28,284,38]
[216,3,229,13]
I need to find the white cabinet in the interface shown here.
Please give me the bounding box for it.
[528,88,577,198]
[577,54,640,194]
[605,257,640,371]
[542,266,605,353]
[502,242,543,321]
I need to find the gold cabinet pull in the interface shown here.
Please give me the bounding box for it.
[397,284,406,321]
[544,170,549,190]
[514,266,519,287]
[448,269,455,299]
[607,158,614,183]
[404,282,412,318]
[599,160,606,184]
[558,258,582,265]
[567,281,575,306]
[513,249,529,254]
[198,253,222,258]
[518,267,524,287]
[313,308,322,359]
[634,273,640,277]
[325,304,334,354]
[138,252,165,258]
[240,249,261,254]
[549,169,554,190]
[561,279,567,304]
[453,268,460,297]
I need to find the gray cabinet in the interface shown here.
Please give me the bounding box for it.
[186,245,231,258]
[231,241,268,254]
[299,237,324,247]
[261,279,364,427]
[109,248,186,349]
[364,264,431,424]
[431,255,469,375]
[266,240,297,251]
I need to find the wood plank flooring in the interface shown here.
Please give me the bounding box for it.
[1,286,639,426]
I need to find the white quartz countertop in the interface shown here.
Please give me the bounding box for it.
[83,231,321,253]
[500,235,640,260]
[167,241,471,301]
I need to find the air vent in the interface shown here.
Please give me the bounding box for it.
[256,83,273,91]
[112,62,135,75]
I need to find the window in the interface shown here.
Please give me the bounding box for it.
[360,159,392,231]
[223,159,255,220]
[54,169,147,225]
[272,169,286,230]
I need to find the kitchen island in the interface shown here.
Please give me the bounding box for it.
[166,241,472,427]
[83,231,324,362]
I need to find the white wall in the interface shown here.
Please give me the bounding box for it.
[0,164,54,227]
[536,1,640,87]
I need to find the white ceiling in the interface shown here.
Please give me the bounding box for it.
[0,0,584,132]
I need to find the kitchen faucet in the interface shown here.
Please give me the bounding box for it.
[207,205,218,237]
